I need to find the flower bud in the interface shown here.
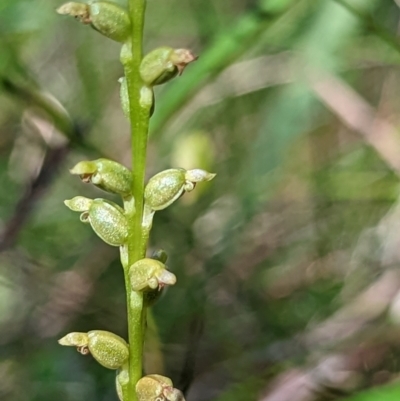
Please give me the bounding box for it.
[144,168,216,211]
[57,1,131,43]
[140,47,197,86]
[129,258,176,292]
[144,169,186,211]
[70,158,132,197]
[87,330,129,369]
[89,1,130,42]
[86,199,128,246]
[59,330,129,370]
[65,198,128,246]
[136,375,186,401]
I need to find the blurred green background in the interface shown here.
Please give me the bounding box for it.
[3,0,400,400]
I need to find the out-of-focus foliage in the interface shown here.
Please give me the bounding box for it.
[2,0,400,400]
[343,383,400,401]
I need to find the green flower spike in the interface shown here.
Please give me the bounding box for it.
[129,258,176,292]
[144,168,216,211]
[57,1,131,43]
[70,158,132,197]
[58,330,129,370]
[136,374,186,401]
[140,47,197,87]
[65,197,128,246]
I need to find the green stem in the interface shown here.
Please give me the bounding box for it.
[122,1,150,400]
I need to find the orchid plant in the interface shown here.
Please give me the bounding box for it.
[55,2,215,400]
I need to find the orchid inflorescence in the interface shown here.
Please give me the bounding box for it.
[56,2,215,400]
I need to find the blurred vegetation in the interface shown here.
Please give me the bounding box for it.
[2,0,400,400]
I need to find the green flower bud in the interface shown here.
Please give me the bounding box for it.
[70,158,132,197]
[144,169,186,211]
[57,1,131,43]
[65,198,128,246]
[87,330,129,369]
[58,330,129,370]
[86,199,128,246]
[144,168,216,211]
[136,375,186,401]
[129,258,176,292]
[140,47,197,86]
[89,1,130,42]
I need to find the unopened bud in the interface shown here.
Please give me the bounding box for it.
[70,158,132,197]
[57,1,131,43]
[136,375,186,401]
[58,330,129,370]
[140,47,197,86]
[144,168,215,211]
[144,169,186,211]
[86,199,128,246]
[65,198,128,246]
[129,258,176,292]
